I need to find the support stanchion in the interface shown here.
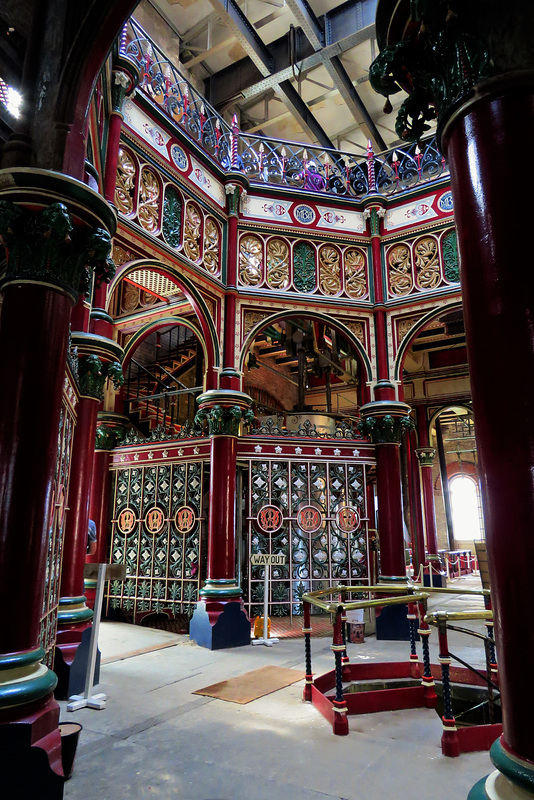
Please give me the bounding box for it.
[331,605,349,735]
[251,553,282,647]
[437,613,460,756]
[303,600,313,702]
[418,600,437,707]
[67,563,126,711]
[407,602,420,677]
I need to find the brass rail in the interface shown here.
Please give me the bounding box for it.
[302,582,489,615]
[425,610,493,624]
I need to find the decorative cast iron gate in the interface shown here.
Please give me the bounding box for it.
[107,460,205,622]
[245,457,370,618]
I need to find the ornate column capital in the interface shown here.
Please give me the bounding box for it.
[111,61,139,114]
[72,333,124,401]
[225,173,249,216]
[78,355,124,401]
[195,389,253,436]
[95,412,129,450]
[415,447,437,467]
[0,169,117,301]
[363,204,386,236]
[371,0,534,144]
[358,400,415,444]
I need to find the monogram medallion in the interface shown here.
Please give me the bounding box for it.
[257,505,284,533]
[296,504,323,533]
[145,506,165,535]
[118,507,137,535]
[174,505,196,534]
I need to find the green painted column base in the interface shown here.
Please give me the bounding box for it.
[200,579,242,599]
[468,776,489,800]
[0,648,57,709]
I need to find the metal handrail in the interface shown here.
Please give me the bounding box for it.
[302,582,489,615]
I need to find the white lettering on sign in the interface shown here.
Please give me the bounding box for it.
[250,553,287,566]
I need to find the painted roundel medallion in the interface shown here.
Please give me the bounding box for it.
[336,506,360,533]
[170,143,189,172]
[144,506,166,535]
[174,505,196,534]
[257,505,284,533]
[438,191,453,213]
[117,507,137,535]
[296,504,323,533]
[294,204,316,225]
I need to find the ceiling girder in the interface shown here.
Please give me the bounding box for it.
[285,0,385,151]
[204,6,377,116]
[207,0,334,148]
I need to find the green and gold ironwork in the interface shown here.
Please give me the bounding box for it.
[293,240,316,292]
[38,381,76,669]
[0,201,116,298]
[370,1,494,141]
[162,185,182,248]
[442,229,460,282]
[78,355,124,400]
[246,457,369,618]
[358,413,415,444]
[107,459,205,621]
[415,447,436,467]
[195,404,254,436]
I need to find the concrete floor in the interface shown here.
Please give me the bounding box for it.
[61,576,495,800]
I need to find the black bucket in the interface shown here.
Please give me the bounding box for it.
[59,722,83,780]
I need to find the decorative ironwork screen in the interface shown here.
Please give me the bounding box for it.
[107,460,205,622]
[39,378,76,667]
[245,457,370,619]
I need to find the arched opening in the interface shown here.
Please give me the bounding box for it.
[122,321,205,436]
[242,314,368,429]
[108,263,214,436]
[449,475,484,542]
[429,405,484,560]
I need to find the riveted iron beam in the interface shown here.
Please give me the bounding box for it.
[207,0,333,147]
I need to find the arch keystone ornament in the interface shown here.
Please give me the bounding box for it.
[373,0,534,793]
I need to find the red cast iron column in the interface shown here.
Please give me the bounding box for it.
[189,389,253,649]
[103,60,139,203]
[415,407,444,587]
[54,336,124,698]
[371,2,534,793]
[221,173,249,392]
[407,428,426,577]
[445,90,534,782]
[359,399,415,640]
[85,413,129,609]
[0,169,116,794]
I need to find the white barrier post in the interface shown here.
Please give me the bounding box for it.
[251,553,283,646]
[67,562,126,711]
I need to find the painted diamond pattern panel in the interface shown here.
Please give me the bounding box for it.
[107,460,205,621]
[245,457,370,619]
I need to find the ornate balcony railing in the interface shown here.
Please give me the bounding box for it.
[120,18,448,200]
[249,415,366,440]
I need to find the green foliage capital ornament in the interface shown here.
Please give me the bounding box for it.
[369,1,493,141]
[195,404,254,436]
[95,423,125,450]
[0,200,116,298]
[79,356,124,400]
[357,413,415,444]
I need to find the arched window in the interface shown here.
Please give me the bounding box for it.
[449,475,484,540]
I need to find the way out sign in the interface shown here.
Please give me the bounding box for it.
[250,553,286,566]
